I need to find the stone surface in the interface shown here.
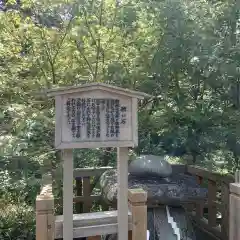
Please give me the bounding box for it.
[129,155,172,178]
[100,166,207,206]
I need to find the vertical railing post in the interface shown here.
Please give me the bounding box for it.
[83,176,92,213]
[36,182,54,240]
[229,183,240,240]
[229,171,240,240]
[208,179,217,227]
[221,181,229,240]
[128,189,147,240]
[196,176,204,219]
[75,177,83,213]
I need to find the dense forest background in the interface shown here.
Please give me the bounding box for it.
[0,0,240,238]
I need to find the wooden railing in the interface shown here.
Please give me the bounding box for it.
[54,167,113,213]
[36,169,147,240]
[73,167,113,213]
[37,165,236,240]
[186,166,234,240]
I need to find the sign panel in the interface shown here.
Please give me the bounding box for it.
[55,89,136,149]
[63,97,131,142]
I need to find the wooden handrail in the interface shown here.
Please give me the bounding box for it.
[74,167,113,178]
[187,165,234,240]
[55,210,133,238]
[187,165,234,184]
[54,189,147,239]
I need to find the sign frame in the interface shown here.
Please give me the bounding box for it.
[47,83,150,149]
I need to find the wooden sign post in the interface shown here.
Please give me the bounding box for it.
[47,83,150,240]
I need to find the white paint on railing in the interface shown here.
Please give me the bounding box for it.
[147,230,150,240]
[166,205,180,240]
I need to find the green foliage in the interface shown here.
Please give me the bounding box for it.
[0,201,35,240]
[1,0,240,238]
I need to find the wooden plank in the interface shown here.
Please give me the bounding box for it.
[117,147,129,240]
[55,221,133,239]
[73,223,132,238]
[187,166,234,184]
[83,177,92,213]
[62,149,73,240]
[75,178,83,213]
[221,182,229,240]
[55,210,132,228]
[74,167,113,178]
[208,179,217,228]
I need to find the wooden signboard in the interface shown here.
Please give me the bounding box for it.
[46,82,150,240]
[47,83,150,149]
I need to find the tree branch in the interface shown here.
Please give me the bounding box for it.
[75,40,95,77]
[94,0,104,80]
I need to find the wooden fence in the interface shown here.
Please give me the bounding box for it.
[73,167,113,213]
[187,166,234,240]
[71,166,234,240]
[37,165,236,240]
[36,168,147,240]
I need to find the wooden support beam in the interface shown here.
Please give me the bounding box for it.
[117,147,129,240]
[62,149,73,240]
[128,189,147,240]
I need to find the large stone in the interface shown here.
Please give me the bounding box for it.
[100,166,207,206]
[129,155,172,178]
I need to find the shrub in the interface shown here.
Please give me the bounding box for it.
[0,201,35,240]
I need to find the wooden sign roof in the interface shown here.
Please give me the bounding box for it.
[46,82,151,99]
